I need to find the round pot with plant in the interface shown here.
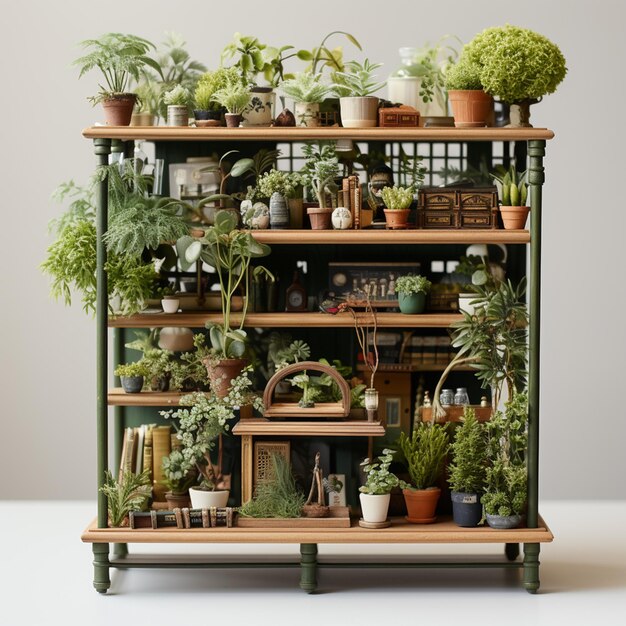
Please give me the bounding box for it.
[163,85,190,127]
[333,59,386,128]
[139,348,173,392]
[448,407,487,527]
[254,169,301,229]
[492,164,529,229]
[193,67,240,126]
[212,81,251,128]
[74,33,162,126]
[359,449,408,524]
[301,142,340,229]
[115,361,149,393]
[395,274,432,314]
[280,73,333,127]
[162,449,196,509]
[398,423,450,523]
[462,24,567,127]
[445,57,493,127]
[381,185,414,229]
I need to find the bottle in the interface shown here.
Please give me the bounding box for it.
[440,389,454,406]
[454,388,470,406]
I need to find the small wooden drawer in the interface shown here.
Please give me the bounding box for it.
[458,210,498,229]
[419,189,457,210]
[419,210,457,229]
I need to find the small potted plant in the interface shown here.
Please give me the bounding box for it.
[280,73,333,127]
[114,361,149,393]
[448,407,487,527]
[255,169,301,229]
[359,449,408,524]
[445,57,493,127]
[491,165,529,229]
[163,85,190,127]
[333,59,386,128]
[212,81,252,128]
[140,348,173,392]
[381,185,414,229]
[74,33,162,126]
[161,449,196,510]
[159,285,179,314]
[193,67,240,126]
[100,469,151,527]
[300,142,340,229]
[398,423,450,523]
[395,275,432,314]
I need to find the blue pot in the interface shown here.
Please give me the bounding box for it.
[451,492,483,527]
[398,291,426,314]
[121,376,144,394]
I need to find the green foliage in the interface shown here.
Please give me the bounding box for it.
[281,72,332,103]
[114,361,149,378]
[255,169,301,198]
[381,185,414,210]
[221,33,271,86]
[359,449,408,495]
[194,67,242,111]
[398,423,450,490]
[212,81,251,115]
[100,469,151,527]
[49,181,95,234]
[275,339,311,369]
[74,32,161,102]
[298,31,362,75]
[162,84,190,107]
[162,449,197,494]
[238,454,305,518]
[463,24,567,103]
[491,164,528,206]
[332,58,386,97]
[134,79,161,114]
[395,274,432,296]
[140,348,173,380]
[168,333,211,391]
[447,408,487,493]
[445,57,483,90]
[300,142,339,208]
[397,148,427,190]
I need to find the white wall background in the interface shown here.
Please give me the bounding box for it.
[1,0,623,500]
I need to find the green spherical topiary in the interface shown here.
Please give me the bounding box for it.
[463,24,567,103]
[445,58,483,91]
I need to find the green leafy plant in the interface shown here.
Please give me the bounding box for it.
[445,57,483,91]
[255,169,301,199]
[168,333,212,391]
[463,24,567,104]
[380,185,414,210]
[332,58,386,97]
[281,72,332,103]
[290,371,322,408]
[114,361,149,378]
[300,142,339,209]
[298,31,362,75]
[275,339,311,370]
[162,449,197,495]
[212,81,251,115]
[491,164,528,206]
[395,275,432,296]
[194,67,242,111]
[238,453,305,518]
[359,449,408,495]
[100,469,151,527]
[134,79,161,115]
[74,33,162,103]
[447,407,487,494]
[398,423,450,490]
[221,33,270,86]
[162,84,190,107]
[140,348,173,382]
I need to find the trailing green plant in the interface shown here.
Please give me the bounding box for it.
[462,24,567,104]
[300,142,339,208]
[162,368,263,490]
[359,449,409,495]
[491,164,528,206]
[381,185,414,210]
[194,67,242,111]
[162,84,190,108]
[398,423,450,490]
[114,361,149,378]
[254,169,301,199]
[176,212,271,359]
[447,407,487,494]
[395,275,432,295]
[238,453,305,518]
[48,181,95,233]
[332,58,386,98]
[161,449,197,495]
[100,469,151,527]
[74,33,162,104]
[280,72,332,103]
[445,57,483,91]
[212,81,251,115]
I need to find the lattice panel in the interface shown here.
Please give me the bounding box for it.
[254,441,291,487]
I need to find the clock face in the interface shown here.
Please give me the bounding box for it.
[288,290,304,308]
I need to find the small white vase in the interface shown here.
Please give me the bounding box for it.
[242,90,275,127]
[339,96,379,128]
[359,493,391,523]
[189,488,229,509]
[161,298,179,314]
[295,102,320,127]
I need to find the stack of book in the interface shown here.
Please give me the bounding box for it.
[129,507,236,529]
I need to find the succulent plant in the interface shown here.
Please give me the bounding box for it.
[381,185,414,210]
[491,165,528,206]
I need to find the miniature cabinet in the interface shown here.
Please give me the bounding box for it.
[81,126,554,594]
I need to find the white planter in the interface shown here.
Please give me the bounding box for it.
[189,488,229,509]
[294,102,320,127]
[458,293,478,316]
[359,493,391,523]
[242,90,275,127]
[167,105,189,127]
[161,298,179,314]
[339,96,379,128]
[387,77,447,117]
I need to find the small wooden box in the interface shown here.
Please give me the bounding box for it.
[420,188,457,210]
[418,187,499,229]
[378,106,420,127]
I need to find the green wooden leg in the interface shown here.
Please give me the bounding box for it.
[523,543,540,593]
[505,543,520,561]
[299,543,318,593]
[92,543,111,594]
[112,543,128,558]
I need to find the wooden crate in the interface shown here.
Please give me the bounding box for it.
[378,106,420,127]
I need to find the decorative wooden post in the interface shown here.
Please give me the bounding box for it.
[299,543,318,593]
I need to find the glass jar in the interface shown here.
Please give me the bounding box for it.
[440,389,454,406]
[454,388,470,406]
[364,388,379,411]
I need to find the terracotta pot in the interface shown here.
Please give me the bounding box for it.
[102,94,137,126]
[307,207,332,230]
[448,90,494,128]
[204,358,247,397]
[384,209,410,229]
[165,491,191,510]
[500,206,530,230]
[403,487,441,523]
[225,113,242,128]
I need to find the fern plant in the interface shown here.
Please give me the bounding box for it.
[447,408,487,494]
[398,423,450,490]
[212,82,251,115]
[100,469,151,527]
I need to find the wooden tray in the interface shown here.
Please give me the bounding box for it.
[237,507,351,528]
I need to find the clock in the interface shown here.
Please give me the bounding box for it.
[285,270,307,311]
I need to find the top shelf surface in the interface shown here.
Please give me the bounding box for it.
[82,126,555,142]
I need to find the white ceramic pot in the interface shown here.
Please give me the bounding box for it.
[359,493,391,523]
[458,293,477,316]
[167,105,189,127]
[332,206,352,229]
[339,96,379,128]
[161,298,179,314]
[189,488,230,509]
[295,102,320,127]
[242,90,275,127]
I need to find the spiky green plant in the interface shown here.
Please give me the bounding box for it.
[100,469,151,527]
[162,85,190,107]
[332,58,386,97]
[212,82,251,115]
[281,73,332,103]
[491,164,528,206]
[381,185,414,210]
[447,408,487,494]
[398,423,450,490]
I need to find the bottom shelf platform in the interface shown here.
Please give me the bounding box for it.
[82,515,553,545]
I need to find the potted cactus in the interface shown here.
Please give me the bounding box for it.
[381,185,414,229]
[492,165,529,229]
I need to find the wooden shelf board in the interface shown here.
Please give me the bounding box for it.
[250,229,530,245]
[108,311,462,329]
[108,388,192,407]
[82,514,553,544]
[358,363,474,373]
[83,126,554,142]
[232,419,385,437]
